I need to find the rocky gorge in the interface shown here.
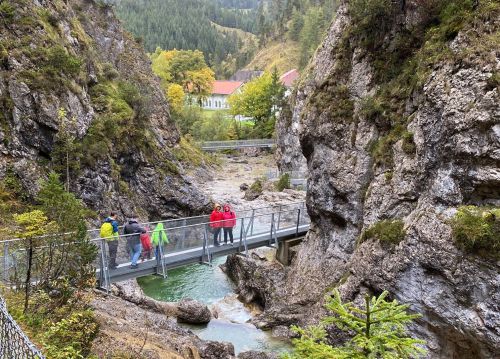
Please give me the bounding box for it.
[230,0,500,358]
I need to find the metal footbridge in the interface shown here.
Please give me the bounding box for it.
[0,202,309,292]
[200,139,275,151]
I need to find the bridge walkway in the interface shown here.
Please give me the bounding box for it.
[104,224,309,284]
[200,139,275,151]
[0,202,309,292]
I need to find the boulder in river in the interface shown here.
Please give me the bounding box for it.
[238,350,278,359]
[197,340,235,358]
[177,297,212,324]
[240,183,249,191]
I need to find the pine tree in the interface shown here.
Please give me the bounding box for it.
[285,289,427,359]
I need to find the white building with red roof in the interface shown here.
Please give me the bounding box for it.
[202,80,243,110]
[280,69,299,88]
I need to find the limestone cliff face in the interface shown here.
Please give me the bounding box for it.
[0,0,210,218]
[267,1,500,357]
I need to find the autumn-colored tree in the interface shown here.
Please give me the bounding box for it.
[150,48,214,101]
[227,69,285,138]
[13,210,55,312]
[166,84,185,114]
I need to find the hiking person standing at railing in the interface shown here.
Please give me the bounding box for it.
[209,203,224,247]
[100,212,119,270]
[124,215,146,269]
[222,204,236,246]
[151,222,169,262]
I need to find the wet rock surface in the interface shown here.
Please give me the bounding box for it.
[237,350,278,359]
[90,289,235,358]
[177,298,212,324]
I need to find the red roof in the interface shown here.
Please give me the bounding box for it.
[212,81,243,95]
[280,69,299,87]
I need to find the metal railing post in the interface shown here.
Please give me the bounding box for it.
[158,239,167,279]
[99,239,110,293]
[296,209,301,236]
[277,205,282,230]
[239,218,245,253]
[182,218,187,243]
[202,226,212,265]
[250,209,255,236]
[270,213,275,246]
[242,219,249,257]
[2,242,8,282]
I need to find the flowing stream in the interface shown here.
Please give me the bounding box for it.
[137,256,291,355]
[138,154,300,355]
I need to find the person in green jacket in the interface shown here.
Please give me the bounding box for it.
[151,222,169,260]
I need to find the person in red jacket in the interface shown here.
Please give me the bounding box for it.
[209,203,224,246]
[222,204,236,245]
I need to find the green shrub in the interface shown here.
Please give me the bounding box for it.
[276,173,291,192]
[451,206,500,259]
[360,219,406,245]
[45,46,82,76]
[102,62,119,80]
[0,1,15,23]
[43,310,99,358]
[402,131,417,155]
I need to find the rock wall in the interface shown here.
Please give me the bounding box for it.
[252,1,500,357]
[0,0,210,219]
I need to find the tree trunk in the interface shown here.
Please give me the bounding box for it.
[66,150,70,191]
[24,239,33,313]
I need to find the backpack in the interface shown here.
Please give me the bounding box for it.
[100,222,114,239]
[140,233,153,251]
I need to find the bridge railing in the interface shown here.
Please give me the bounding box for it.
[200,139,276,149]
[91,204,309,290]
[0,203,309,290]
[0,297,45,359]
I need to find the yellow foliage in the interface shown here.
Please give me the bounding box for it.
[13,210,52,239]
[166,84,185,114]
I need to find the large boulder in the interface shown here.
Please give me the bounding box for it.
[176,297,212,324]
[238,350,278,359]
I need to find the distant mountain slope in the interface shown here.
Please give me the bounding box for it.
[244,39,300,73]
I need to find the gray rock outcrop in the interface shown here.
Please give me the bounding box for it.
[0,0,210,219]
[242,1,500,358]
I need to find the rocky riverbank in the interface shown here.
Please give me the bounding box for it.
[192,153,305,210]
[90,279,281,358]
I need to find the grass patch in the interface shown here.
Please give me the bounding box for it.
[172,136,217,167]
[0,1,15,24]
[360,219,406,245]
[451,206,500,259]
[275,173,291,192]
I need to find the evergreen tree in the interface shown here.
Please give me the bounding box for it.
[288,10,304,41]
[285,289,427,359]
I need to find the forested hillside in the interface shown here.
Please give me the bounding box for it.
[109,0,259,78]
[248,0,338,72]
[108,0,336,77]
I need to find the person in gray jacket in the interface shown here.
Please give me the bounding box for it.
[123,216,146,269]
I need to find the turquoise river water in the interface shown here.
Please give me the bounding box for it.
[137,256,291,355]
